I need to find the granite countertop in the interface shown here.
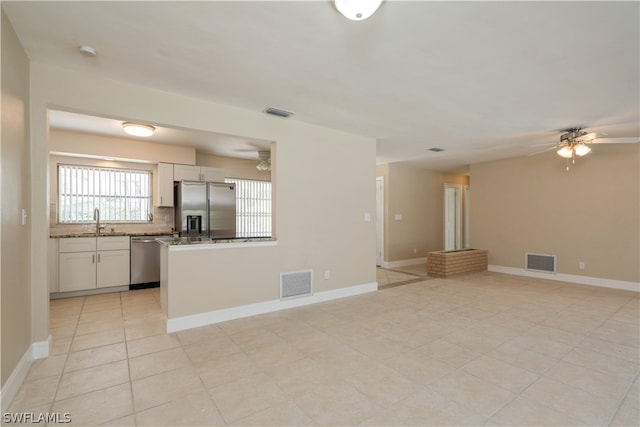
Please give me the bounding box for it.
[50,230,174,238]
[156,236,276,246]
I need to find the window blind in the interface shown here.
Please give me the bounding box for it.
[58,164,152,223]
[225,178,272,237]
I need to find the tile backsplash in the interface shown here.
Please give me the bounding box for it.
[49,204,175,236]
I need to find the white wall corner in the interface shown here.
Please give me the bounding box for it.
[382,257,426,269]
[488,265,640,292]
[167,281,378,333]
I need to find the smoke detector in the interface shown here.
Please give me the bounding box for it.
[79,45,97,57]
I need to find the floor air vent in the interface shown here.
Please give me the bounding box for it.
[280,270,313,300]
[525,253,556,273]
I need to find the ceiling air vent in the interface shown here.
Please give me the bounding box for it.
[264,107,294,118]
[428,147,445,152]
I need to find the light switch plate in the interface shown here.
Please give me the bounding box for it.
[394,214,402,221]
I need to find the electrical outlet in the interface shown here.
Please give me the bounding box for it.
[578,261,585,270]
[413,248,417,254]
[324,270,330,280]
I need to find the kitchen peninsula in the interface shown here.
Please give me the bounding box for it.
[158,236,377,333]
[158,236,278,332]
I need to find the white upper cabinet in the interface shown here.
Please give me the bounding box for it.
[200,166,225,182]
[173,164,225,183]
[173,164,202,181]
[157,162,174,207]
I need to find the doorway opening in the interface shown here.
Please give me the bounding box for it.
[444,183,462,250]
[375,176,384,267]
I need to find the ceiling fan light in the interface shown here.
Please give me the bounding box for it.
[557,146,573,158]
[256,160,271,171]
[575,143,592,156]
[256,151,271,171]
[122,122,155,137]
[334,0,383,21]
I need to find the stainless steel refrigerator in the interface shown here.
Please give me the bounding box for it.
[174,181,236,238]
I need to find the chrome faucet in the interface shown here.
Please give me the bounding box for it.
[93,208,104,234]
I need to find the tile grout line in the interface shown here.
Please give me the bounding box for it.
[48,295,86,411]
[120,289,138,426]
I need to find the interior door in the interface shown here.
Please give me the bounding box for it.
[444,184,462,250]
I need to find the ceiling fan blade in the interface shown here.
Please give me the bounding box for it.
[530,142,557,147]
[576,132,607,142]
[528,145,558,156]
[592,137,640,144]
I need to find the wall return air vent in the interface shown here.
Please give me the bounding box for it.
[525,252,556,273]
[280,269,313,299]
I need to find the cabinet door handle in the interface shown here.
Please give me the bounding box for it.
[98,253,101,263]
[92,254,95,264]
[160,196,163,205]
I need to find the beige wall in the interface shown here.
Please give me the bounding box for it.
[196,151,272,181]
[29,62,376,337]
[471,144,639,282]
[443,173,470,186]
[376,163,469,262]
[49,129,196,165]
[1,10,32,387]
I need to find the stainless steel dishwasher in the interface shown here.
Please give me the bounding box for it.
[130,235,171,290]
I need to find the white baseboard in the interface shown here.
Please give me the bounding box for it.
[488,265,639,292]
[167,282,378,333]
[32,335,52,359]
[382,257,426,269]
[0,337,50,412]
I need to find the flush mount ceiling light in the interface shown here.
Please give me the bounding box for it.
[334,0,383,21]
[122,122,155,137]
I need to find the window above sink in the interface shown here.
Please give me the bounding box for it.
[58,164,152,223]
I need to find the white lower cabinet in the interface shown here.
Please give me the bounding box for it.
[96,249,130,288]
[59,251,97,292]
[58,236,130,293]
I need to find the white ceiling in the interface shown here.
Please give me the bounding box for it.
[48,110,272,160]
[3,1,639,171]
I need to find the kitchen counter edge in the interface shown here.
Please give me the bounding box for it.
[158,237,277,250]
[50,231,174,238]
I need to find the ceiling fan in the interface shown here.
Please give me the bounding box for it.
[256,151,271,172]
[531,127,639,170]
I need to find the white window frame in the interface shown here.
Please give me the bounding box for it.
[58,164,152,223]
[225,177,272,238]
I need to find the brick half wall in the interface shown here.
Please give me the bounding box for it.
[427,249,488,278]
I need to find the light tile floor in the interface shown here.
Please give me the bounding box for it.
[376,265,428,288]
[8,272,639,426]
